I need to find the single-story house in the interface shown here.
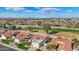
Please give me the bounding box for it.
[0,30,8,40]
[0,30,7,34]
[51,37,72,51]
[3,30,16,38]
[14,31,32,43]
[32,34,49,48]
[0,34,6,40]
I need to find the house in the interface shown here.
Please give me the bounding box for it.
[0,30,8,40]
[32,34,49,48]
[14,31,32,43]
[0,34,6,40]
[0,30,7,34]
[11,31,20,40]
[3,30,16,38]
[51,37,72,51]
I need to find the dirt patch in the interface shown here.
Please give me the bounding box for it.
[56,32,79,40]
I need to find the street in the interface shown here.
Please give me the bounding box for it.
[0,44,18,51]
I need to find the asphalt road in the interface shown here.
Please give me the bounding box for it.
[0,44,18,51]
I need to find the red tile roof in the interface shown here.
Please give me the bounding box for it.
[51,38,72,51]
[16,32,29,41]
[0,30,6,34]
[3,30,15,37]
[32,34,47,41]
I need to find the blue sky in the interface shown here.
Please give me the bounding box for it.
[0,7,79,18]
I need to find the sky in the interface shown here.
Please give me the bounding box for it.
[0,7,79,18]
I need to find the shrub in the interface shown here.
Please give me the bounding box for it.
[2,37,13,44]
[46,44,56,50]
[17,41,32,50]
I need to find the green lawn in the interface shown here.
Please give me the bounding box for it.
[51,28,79,33]
[7,26,79,33]
[2,37,13,44]
[24,26,43,30]
[17,40,32,50]
[25,27,79,33]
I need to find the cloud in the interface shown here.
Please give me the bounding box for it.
[5,7,25,11]
[5,7,34,13]
[0,12,27,18]
[38,7,60,14]
[42,7,60,11]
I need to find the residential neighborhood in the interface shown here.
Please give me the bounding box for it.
[0,7,79,51]
[0,18,79,51]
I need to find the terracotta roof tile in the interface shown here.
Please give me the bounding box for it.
[16,32,30,41]
[3,30,15,37]
[0,30,6,34]
[32,34,47,41]
[51,38,72,51]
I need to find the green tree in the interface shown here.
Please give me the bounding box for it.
[36,21,42,26]
[72,38,79,48]
[28,27,33,31]
[9,25,16,30]
[43,23,51,33]
[2,23,8,28]
[72,38,79,44]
